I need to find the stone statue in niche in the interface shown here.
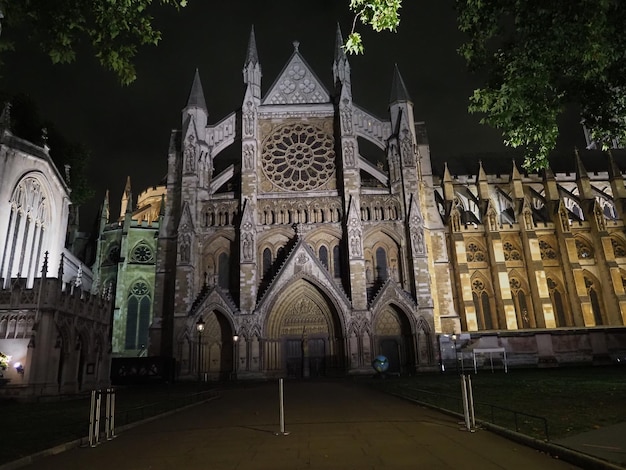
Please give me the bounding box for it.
[184,135,197,172]
[412,229,424,254]
[179,233,191,262]
[400,129,415,166]
[340,99,353,134]
[243,144,254,170]
[344,141,355,167]
[242,232,253,260]
[243,101,254,136]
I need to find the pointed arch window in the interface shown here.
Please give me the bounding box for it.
[1,176,50,287]
[125,281,151,350]
[319,246,328,269]
[510,277,531,328]
[585,277,604,326]
[218,252,230,289]
[611,237,626,258]
[262,248,272,278]
[466,241,486,262]
[472,278,494,330]
[547,278,567,327]
[539,239,557,260]
[333,245,341,278]
[375,247,388,281]
[575,238,594,259]
[503,240,522,261]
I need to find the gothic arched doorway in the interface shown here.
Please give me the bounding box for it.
[264,279,345,378]
[197,310,235,380]
[373,305,415,375]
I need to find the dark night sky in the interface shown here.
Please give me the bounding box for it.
[1,0,586,228]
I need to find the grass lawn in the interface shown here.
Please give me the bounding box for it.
[367,365,626,441]
[0,382,216,465]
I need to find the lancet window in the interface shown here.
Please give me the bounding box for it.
[125,281,151,350]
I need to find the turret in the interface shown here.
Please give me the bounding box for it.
[119,176,131,219]
[243,26,262,101]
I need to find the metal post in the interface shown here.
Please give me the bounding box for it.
[93,390,102,446]
[197,331,202,382]
[467,375,476,430]
[89,390,96,447]
[460,376,471,432]
[110,388,116,438]
[105,388,116,440]
[275,378,290,436]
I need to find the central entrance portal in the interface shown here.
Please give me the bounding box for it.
[286,338,326,378]
[265,279,344,377]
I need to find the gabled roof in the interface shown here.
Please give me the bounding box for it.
[262,42,330,105]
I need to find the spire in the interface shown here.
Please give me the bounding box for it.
[244,25,259,67]
[334,23,346,62]
[574,147,589,180]
[390,64,412,104]
[510,159,524,199]
[102,190,110,224]
[120,176,132,218]
[186,69,207,110]
[608,150,622,180]
[477,160,490,200]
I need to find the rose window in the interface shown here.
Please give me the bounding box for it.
[262,124,335,191]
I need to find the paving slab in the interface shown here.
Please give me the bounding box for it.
[14,380,583,470]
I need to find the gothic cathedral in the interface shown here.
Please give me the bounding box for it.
[150,28,453,379]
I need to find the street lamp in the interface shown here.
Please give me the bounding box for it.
[232,332,239,380]
[451,333,459,375]
[196,317,205,382]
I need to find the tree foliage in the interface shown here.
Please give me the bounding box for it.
[0,0,187,85]
[457,0,626,170]
[345,0,402,54]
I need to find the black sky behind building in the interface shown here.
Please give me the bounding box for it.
[0,0,587,228]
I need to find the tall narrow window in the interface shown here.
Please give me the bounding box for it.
[472,278,494,330]
[218,253,230,289]
[547,278,567,327]
[375,247,388,281]
[1,176,49,287]
[319,246,328,269]
[585,276,603,326]
[262,248,272,278]
[125,281,151,350]
[333,245,341,278]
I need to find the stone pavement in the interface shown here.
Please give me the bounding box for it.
[9,380,610,470]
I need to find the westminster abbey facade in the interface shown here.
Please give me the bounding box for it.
[142,28,626,379]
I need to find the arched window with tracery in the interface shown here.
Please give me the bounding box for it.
[510,277,531,328]
[611,237,626,258]
[575,238,594,259]
[1,176,50,287]
[125,281,151,350]
[584,276,604,326]
[375,247,388,281]
[503,240,522,262]
[218,252,230,289]
[466,240,486,262]
[547,277,567,327]
[472,277,494,330]
[539,239,557,260]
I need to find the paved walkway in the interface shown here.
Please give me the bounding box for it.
[11,380,595,469]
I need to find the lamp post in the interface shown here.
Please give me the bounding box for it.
[196,317,205,382]
[451,333,459,375]
[232,333,239,380]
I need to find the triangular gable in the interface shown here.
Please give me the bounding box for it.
[262,49,330,105]
[178,201,195,232]
[256,238,350,314]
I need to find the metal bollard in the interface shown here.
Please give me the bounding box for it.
[275,378,290,436]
